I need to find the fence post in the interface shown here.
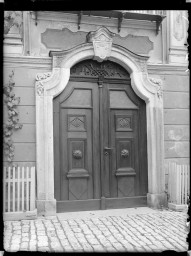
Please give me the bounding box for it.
[8,167,11,212]
[26,166,29,211]
[3,167,6,213]
[21,167,25,211]
[17,167,20,212]
[168,162,171,202]
[168,162,190,206]
[13,167,16,212]
[184,165,188,204]
[30,167,35,211]
[183,165,185,204]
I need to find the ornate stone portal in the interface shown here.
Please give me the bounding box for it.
[35,27,166,216]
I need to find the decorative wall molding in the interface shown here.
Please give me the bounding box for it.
[147,64,188,75]
[3,56,52,69]
[3,56,188,75]
[50,43,149,74]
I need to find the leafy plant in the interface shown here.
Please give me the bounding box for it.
[3,70,23,163]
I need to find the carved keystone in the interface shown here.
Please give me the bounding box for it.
[87,27,115,62]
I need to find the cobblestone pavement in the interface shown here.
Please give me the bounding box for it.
[4,208,189,252]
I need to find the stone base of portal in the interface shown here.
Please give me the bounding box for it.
[147,192,168,209]
[36,199,56,216]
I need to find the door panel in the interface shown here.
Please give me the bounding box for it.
[110,90,138,109]
[108,83,147,201]
[63,109,92,201]
[54,81,100,210]
[110,110,139,198]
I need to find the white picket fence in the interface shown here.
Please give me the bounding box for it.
[167,162,190,205]
[3,166,37,220]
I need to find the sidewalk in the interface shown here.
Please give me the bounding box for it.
[4,207,189,252]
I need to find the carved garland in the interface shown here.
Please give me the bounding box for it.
[3,71,23,163]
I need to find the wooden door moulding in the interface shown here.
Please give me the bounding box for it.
[35,27,166,216]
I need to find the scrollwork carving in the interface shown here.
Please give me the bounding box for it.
[36,72,51,81]
[35,72,52,96]
[71,60,130,79]
[36,81,44,96]
[149,77,163,99]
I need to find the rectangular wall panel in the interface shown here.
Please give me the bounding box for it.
[13,143,36,161]
[164,109,189,125]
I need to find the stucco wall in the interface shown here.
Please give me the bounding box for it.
[3,66,51,168]
[146,71,189,187]
[163,74,189,184]
[28,11,163,64]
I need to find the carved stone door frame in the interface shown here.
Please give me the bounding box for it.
[35,27,167,216]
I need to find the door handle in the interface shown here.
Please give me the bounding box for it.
[104,147,113,156]
[104,147,113,151]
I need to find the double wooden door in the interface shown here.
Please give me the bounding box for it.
[53,60,148,212]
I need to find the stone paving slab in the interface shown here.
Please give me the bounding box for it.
[3,207,189,253]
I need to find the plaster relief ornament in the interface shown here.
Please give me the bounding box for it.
[36,72,51,96]
[173,11,184,41]
[149,77,163,99]
[4,11,23,35]
[36,72,51,81]
[87,27,115,62]
[36,82,44,96]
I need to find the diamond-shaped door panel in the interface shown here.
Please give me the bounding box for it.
[68,115,86,131]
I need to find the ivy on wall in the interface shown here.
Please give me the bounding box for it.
[3,70,23,163]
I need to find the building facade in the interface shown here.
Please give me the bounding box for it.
[3,11,189,216]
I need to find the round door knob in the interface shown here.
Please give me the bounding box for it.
[121,149,129,158]
[73,150,83,159]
